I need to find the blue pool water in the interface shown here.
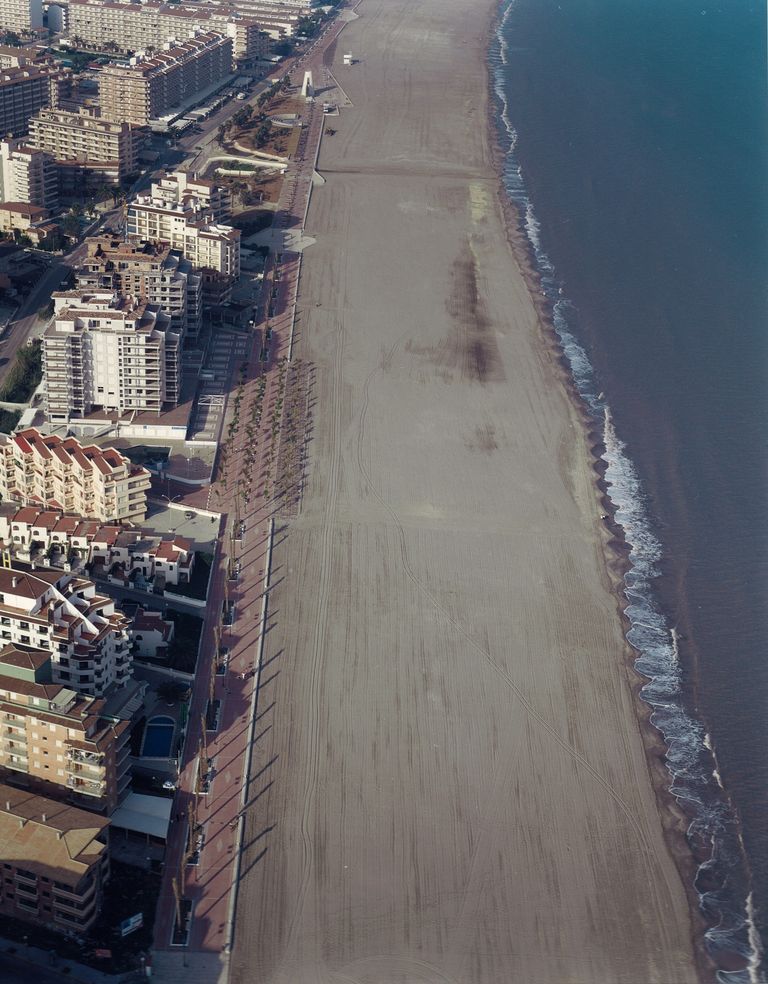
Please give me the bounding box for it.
[141,716,175,758]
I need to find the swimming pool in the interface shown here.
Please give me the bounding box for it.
[142,716,175,757]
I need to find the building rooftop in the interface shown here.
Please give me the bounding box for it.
[0,782,108,883]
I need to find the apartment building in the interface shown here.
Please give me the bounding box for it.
[0,504,196,588]
[0,646,131,811]
[0,136,57,209]
[0,44,37,69]
[99,31,233,127]
[27,107,142,185]
[0,429,151,524]
[77,236,202,339]
[0,65,68,138]
[67,0,280,60]
[151,170,231,222]
[0,565,132,697]
[126,195,240,300]
[0,0,43,33]
[0,783,110,933]
[44,289,182,423]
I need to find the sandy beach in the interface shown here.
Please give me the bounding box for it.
[229,0,702,981]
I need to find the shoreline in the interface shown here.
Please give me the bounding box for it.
[482,3,716,980]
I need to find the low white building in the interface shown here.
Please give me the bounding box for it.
[130,607,174,661]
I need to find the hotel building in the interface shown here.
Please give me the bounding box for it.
[27,107,142,185]
[78,236,202,339]
[126,195,240,300]
[0,65,68,138]
[43,289,182,422]
[0,136,57,209]
[0,504,195,588]
[0,0,43,34]
[150,170,231,222]
[67,0,281,60]
[98,31,233,127]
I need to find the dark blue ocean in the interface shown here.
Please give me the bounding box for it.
[491,0,768,979]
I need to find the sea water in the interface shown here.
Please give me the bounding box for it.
[490,0,768,979]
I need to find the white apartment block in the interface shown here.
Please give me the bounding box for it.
[27,108,142,184]
[126,195,240,297]
[44,289,182,423]
[0,566,132,697]
[77,236,202,339]
[0,136,57,209]
[67,0,284,59]
[0,429,151,524]
[98,31,233,127]
[151,170,231,222]
[0,0,43,34]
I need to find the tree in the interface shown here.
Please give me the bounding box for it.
[156,681,191,704]
[61,212,81,238]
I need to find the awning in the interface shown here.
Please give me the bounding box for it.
[110,792,172,841]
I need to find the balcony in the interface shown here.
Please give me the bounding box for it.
[67,760,104,780]
[67,748,102,766]
[66,775,105,796]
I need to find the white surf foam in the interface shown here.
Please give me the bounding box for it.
[490,3,765,978]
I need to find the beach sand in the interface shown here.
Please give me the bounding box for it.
[230,0,702,981]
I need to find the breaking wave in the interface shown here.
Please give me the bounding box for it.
[490,2,764,980]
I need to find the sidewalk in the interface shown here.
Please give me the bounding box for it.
[1,938,129,984]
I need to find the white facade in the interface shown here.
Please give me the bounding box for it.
[126,195,240,285]
[0,567,132,697]
[43,289,182,422]
[0,0,43,33]
[0,137,57,209]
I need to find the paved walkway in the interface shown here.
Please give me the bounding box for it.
[149,13,354,982]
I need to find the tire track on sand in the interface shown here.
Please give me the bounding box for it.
[354,348,683,938]
[282,317,345,971]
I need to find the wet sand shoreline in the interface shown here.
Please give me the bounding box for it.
[230,0,706,980]
[484,5,715,977]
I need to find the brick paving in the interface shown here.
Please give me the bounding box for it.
[150,14,352,982]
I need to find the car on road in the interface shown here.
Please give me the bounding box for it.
[185,510,195,519]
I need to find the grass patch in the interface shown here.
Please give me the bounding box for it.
[0,339,41,403]
[166,609,204,673]
[0,408,20,433]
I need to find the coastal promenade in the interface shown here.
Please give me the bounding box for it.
[227,0,703,982]
[150,13,354,984]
